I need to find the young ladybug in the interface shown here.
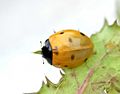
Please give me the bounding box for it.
[42,29,93,68]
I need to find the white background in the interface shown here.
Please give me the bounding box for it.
[0,0,117,94]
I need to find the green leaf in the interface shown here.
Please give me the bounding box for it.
[33,50,42,54]
[35,20,120,94]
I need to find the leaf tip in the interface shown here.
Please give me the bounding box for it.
[104,18,109,25]
[112,20,118,26]
[33,50,42,55]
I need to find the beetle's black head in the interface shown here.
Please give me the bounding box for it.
[41,39,52,65]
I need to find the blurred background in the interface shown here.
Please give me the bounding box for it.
[0,0,119,94]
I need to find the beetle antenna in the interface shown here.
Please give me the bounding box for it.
[42,56,45,64]
[40,41,45,64]
[53,29,56,33]
[40,41,42,47]
[42,56,44,65]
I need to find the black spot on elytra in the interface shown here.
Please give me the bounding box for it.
[60,32,64,34]
[80,32,85,36]
[64,65,68,67]
[57,63,60,65]
[54,51,59,55]
[71,54,75,60]
[68,37,72,43]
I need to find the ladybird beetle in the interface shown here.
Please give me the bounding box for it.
[42,29,93,68]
